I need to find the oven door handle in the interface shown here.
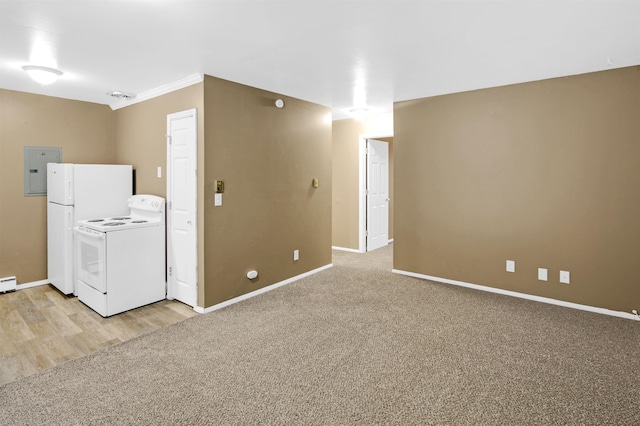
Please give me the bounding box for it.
[74,227,105,240]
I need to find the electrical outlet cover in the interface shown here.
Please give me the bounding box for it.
[560,270,570,284]
[506,260,515,273]
[538,268,548,281]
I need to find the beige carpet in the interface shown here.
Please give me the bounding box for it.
[1,244,639,425]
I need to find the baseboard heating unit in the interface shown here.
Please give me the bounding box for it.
[0,276,17,293]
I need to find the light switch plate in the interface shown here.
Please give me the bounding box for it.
[214,193,222,206]
[538,268,548,281]
[293,249,299,261]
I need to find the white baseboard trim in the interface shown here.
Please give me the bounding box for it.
[194,263,333,314]
[16,279,49,290]
[392,269,639,321]
[332,246,363,253]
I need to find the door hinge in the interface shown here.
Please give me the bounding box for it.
[166,135,172,144]
[168,201,172,209]
[365,231,368,237]
[169,266,172,276]
[365,189,369,196]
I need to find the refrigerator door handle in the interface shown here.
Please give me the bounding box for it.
[67,180,72,201]
[67,211,72,231]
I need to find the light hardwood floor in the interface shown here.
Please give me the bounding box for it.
[0,284,197,386]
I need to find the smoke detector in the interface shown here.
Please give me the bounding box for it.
[106,90,136,99]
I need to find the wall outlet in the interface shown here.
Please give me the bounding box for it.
[538,268,548,281]
[293,249,299,261]
[559,270,570,284]
[506,260,515,273]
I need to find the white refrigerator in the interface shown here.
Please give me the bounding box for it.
[47,163,133,295]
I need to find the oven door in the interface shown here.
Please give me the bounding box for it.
[75,226,107,293]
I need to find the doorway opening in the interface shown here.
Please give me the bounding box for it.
[359,135,394,252]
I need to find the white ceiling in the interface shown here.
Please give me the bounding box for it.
[1,1,639,120]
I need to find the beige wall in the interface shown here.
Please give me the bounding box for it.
[332,117,394,251]
[0,89,115,283]
[332,119,361,249]
[394,66,640,313]
[114,84,204,197]
[377,136,394,243]
[113,83,205,304]
[203,75,332,307]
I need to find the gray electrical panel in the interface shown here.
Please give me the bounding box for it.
[24,146,62,196]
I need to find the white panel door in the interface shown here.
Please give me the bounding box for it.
[167,109,198,308]
[366,139,389,252]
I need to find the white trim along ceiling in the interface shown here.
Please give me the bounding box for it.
[1,1,639,119]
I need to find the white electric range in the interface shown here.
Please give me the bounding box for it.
[75,194,166,317]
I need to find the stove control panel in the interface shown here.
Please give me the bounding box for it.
[128,194,165,212]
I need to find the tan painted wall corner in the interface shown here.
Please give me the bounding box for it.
[203,75,332,308]
[0,89,115,283]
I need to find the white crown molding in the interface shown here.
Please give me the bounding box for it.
[109,73,203,110]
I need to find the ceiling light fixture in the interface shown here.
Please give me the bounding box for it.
[275,98,285,108]
[22,65,62,86]
[22,65,63,85]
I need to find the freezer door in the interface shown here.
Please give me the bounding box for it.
[47,202,75,294]
[73,164,132,220]
[47,163,74,205]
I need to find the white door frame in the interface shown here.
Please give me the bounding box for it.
[358,133,393,253]
[166,108,198,307]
